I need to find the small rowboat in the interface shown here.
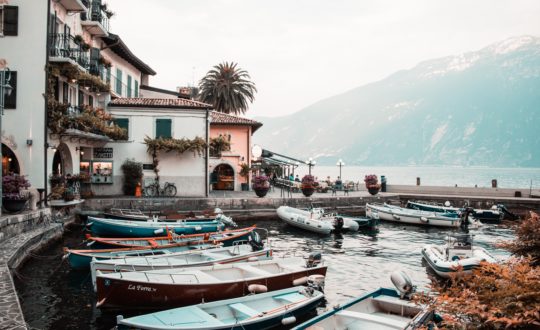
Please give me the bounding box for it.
[276,206,360,234]
[407,200,517,223]
[422,234,497,278]
[90,244,273,291]
[116,286,324,330]
[95,256,327,310]
[85,226,256,249]
[104,208,238,226]
[293,271,434,330]
[87,216,225,237]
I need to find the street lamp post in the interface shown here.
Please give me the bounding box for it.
[1,59,14,215]
[336,159,345,179]
[306,157,316,176]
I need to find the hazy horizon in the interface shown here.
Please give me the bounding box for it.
[108,0,540,118]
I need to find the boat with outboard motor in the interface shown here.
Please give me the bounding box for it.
[104,207,233,223]
[95,255,328,310]
[366,203,481,228]
[116,285,325,330]
[293,271,435,330]
[276,206,360,234]
[90,240,272,291]
[422,234,497,278]
[406,200,518,223]
[84,226,256,249]
[86,216,233,237]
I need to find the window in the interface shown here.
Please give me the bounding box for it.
[78,89,84,107]
[106,67,111,84]
[4,71,16,109]
[115,68,122,95]
[88,95,94,107]
[62,81,69,104]
[127,75,132,97]
[113,118,129,140]
[155,119,172,139]
[134,80,139,97]
[1,6,18,36]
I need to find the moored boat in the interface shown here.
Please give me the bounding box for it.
[116,286,325,330]
[276,206,359,234]
[103,208,237,225]
[406,200,518,223]
[422,234,497,278]
[95,255,328,310]
[366,203,481,228]
[293,271,434,330]
[87,216,226,237]
[85,226,256,249]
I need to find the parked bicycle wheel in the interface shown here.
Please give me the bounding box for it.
[145,185,158,197]
[164,184,177,197]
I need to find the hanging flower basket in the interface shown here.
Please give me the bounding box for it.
[301,175,316,197]
[252,175,270,198]
[364,174,380,195]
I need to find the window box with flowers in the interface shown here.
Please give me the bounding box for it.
[252,175,270,198]
[301,175,316,197]
[364,174,381,195]
[2,174,31,213]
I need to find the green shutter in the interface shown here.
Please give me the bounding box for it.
[3,6,19,36]
[156,119,172,138]
[134,80,139,97]
[114,118,129,140]
[127,75,132,97]
[116,68,122,95]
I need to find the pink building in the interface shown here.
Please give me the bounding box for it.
[209,112,262,191]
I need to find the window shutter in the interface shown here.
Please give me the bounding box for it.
[88,95,94,106]
[62,81,69,104]
[78,89,84,107]
[116,68,122,95]
[4,71,17,109]
[113,118,129,140]
[134,80,139,97]
[156,119,172,139]
[3,6,18,36]
[127,75,132,97]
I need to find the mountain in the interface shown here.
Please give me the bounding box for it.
[253,36,540,167]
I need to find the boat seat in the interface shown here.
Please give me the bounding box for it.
[274,292,302,303]
[228,303,260,317]
[336,310,408,329]
[234,264,271,277]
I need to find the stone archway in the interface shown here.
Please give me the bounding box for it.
[1,143,20,175]
[52,143,73,176]
[212,163,235,190]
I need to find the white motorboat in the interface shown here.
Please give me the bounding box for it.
[422,234,497,278]
[276,206,359,234]
[366,203,481,228]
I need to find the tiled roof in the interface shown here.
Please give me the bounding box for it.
[210,111,263,132]
[102,33,156,75]
[109,98,212,109]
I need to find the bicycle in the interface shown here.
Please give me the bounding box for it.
[144,180,177,197]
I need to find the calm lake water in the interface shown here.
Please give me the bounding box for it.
[294,165,540,189]
[14,217,515,330]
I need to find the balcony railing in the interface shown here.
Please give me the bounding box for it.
[81,1,110,33]
[49,33,90,69]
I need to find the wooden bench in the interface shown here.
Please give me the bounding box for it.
[228,303,260,317]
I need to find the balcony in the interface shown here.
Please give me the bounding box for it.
[80,1,110,37]
[58,0,87,12]
[49,33,90,71]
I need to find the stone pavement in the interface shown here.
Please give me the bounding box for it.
[0,223,63,330]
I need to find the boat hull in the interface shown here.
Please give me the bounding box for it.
[88,216,225,237]
[366,203,461,227]
[96,266,328,310]
[276,206,333,234]
[422,244,496,278]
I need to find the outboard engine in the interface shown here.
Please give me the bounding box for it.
[390,270,415,299]
[333,217,344,231]
[306,252,322,268]
[248,231,264,251]
[460,207,474,233]
[217,214,237,228]
[307,274,326,293]
[498,204,519,220]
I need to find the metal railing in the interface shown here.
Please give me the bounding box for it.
[81,1,110,32]
[49,33,90,69]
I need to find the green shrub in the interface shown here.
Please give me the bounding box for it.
[121,159,143,196]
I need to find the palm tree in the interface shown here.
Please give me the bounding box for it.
[198,62,257,115]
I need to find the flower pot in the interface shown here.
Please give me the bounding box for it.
[301,187,315,197]
[254,188,269,198]
[367,186,380,195]
[2,198,28,213]
[241,183,249,191]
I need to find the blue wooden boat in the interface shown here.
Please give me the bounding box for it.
[87,216,226,237]
[406,200,518,223]
[293,271,434,330]
[65,243,216,270]
[116,286,324,330]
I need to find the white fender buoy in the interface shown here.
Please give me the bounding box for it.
[154,228,164,235]
[248,284,268,293]
[420,216,428,222]
[281,316,297,325]
[392,214,400,220]
[293,276,308,286]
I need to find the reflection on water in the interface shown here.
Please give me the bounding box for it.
[14,217,515,330]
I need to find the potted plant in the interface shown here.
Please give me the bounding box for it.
[252,175,270,198]
[63,186,75,202]
[239,163,251,191]
[301,175,316,197]
[364,174,381,195]
[2,173,31,213]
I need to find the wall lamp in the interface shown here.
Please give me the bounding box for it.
[75,147,84,155]
[46,143,57,150]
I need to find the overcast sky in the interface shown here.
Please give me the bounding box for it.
[108,0,540,118]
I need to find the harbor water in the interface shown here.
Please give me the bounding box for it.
[14,217,515,330]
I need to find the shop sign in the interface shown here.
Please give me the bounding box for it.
[94,147,113,159]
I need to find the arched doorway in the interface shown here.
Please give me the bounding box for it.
[2,143,20,175]
[52,143,73,176]
[212,164,235,190]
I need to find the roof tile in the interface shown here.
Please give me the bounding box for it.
[109,98,212,108]
[210,111,263,131]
